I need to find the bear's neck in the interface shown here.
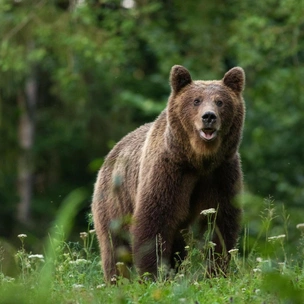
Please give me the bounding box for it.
[163,120,224,173]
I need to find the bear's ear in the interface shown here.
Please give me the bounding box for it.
[223,67,245,94]
[170,65,192,93]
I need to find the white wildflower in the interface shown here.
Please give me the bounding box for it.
[18,234,27,239]
[72,284,84,289]
[69,258,89,265]
[110,276,117,283]
[296,223,304,232]
[28,254,44,260]
[96,284,106,289]
[208,241,217,249]
[228,248,239,257]
[57,265,64,272]
[268,234,286,242]
[200,208,216,215]
[253,268,261,273]
[80,232,88,239]
[76,258,89,265]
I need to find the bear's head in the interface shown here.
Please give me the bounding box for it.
[168,65,245,157]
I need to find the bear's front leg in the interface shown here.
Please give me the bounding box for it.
[131,166,192,279]
[132,220,174,279]
[211,203,242,275]
[205,158,243,276]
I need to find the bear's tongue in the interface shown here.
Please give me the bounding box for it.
[199,129,216,141]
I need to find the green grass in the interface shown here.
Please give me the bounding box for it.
[1,192,304,303]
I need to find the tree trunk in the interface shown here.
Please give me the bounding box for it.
[17,73,37,224]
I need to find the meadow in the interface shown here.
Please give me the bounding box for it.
[1,192,304,304]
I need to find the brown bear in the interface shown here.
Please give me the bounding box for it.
[92,65,245,282]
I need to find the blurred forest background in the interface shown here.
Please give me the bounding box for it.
[0,0,304,256]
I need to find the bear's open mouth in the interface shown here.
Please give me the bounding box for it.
[199,128,217,141]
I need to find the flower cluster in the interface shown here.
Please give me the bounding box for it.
[267,234,286,243]
[200,208,216,216]
[80,232,88,240]
[228,248,239,258]
[28,254,45,263]
[17,234,27,239]
[69,259,91,265]
[296,223,304,232]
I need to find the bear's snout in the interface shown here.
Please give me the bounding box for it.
[202,111,217,127]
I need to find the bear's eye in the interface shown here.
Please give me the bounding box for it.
[216,100,223,107]
[193,99,201,106]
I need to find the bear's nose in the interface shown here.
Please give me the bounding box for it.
[202,111,217,124]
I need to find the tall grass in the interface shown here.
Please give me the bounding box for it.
[1,192,304,303]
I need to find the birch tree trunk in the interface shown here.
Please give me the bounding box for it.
[17,72,37,224]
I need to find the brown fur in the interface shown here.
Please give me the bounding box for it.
[92,65,246,282]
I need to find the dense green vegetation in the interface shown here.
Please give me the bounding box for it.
[1,195,304,303]
[0,0,304,301]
